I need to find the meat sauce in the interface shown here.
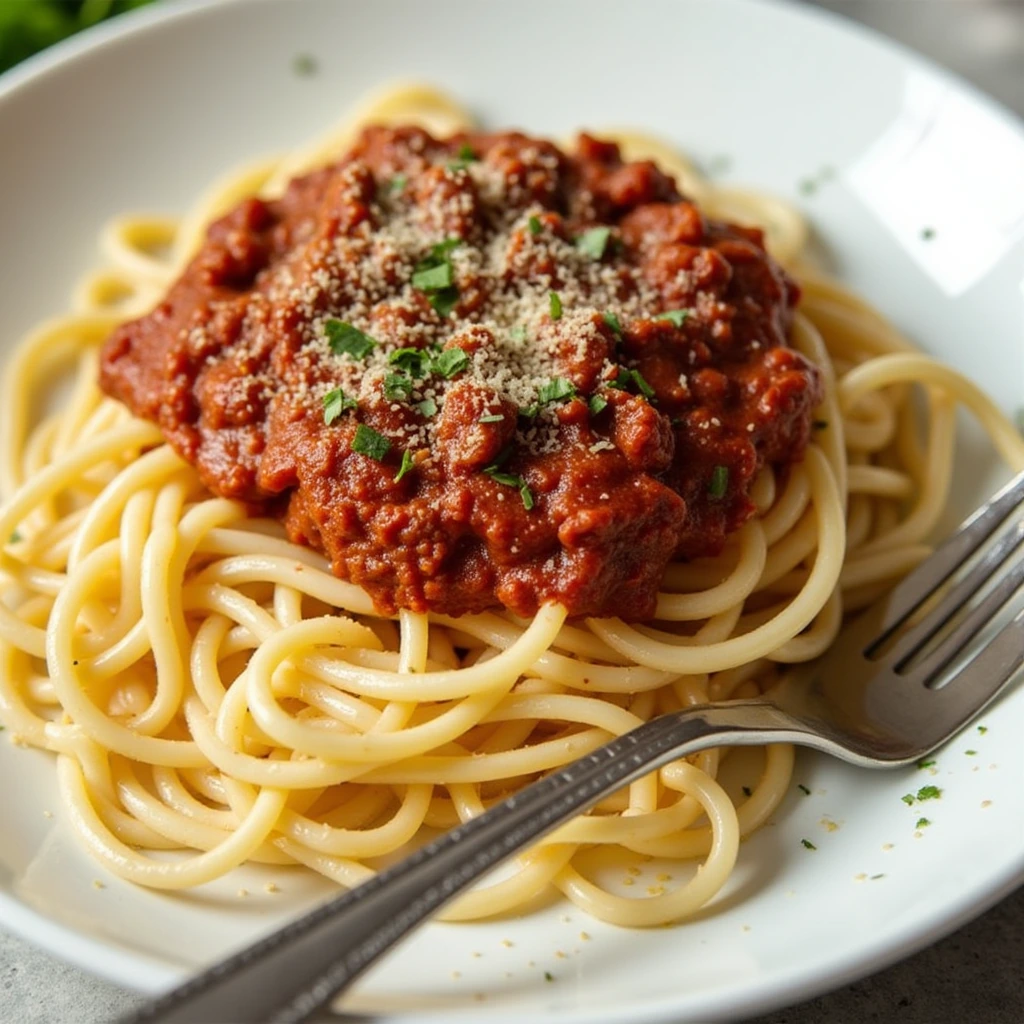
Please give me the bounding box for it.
[99,127,823,619]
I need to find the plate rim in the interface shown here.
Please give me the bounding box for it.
[1,1,1023,1021]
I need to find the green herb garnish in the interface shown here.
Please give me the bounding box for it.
[609,367,655,399]
[528,215,542,236]
[325,320,377,360]
[965,749,977,756]
[479,414,505,424]
[916,817,931,829]
[602,311,622,336]
[411,262,453,291]
[901,793,915,806]
[709,465,729,500]
[538,377,577,406]
[656,309,690,327]
[8,530,22,544]
[588,394,608,417]
[322,388,358,425]
[413,239,461,316]
[431,348,469,379]
[484,466,534,511]
[447,142,477,170]
[549,291,562,320]
[797,784,811,796]
[576,226,612,260]
[351,424,391,462]
[389,173,407,194]
[921,227,936,241]
[800,839,816,850]
[978,725,988,735]
[389,348,429,377]
[416,398,438,418]
[917,758,936,770]
[292,53,317,77]
[916,785,942,801]
[394,449,415,483]
[383,373,413,401]
[544,971,554,982]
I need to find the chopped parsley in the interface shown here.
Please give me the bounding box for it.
[389,173,407,194]
[870,873,885,880]
[708,465,729,500]
[527,215,542,236]
[390,347,429,377]
[800,839,817,850]
[549,291,563,320]
[544,971,555,983]
[916,817,932,829]
[916,785,942,801]
[325,320,377,360]
[394,449,415,483]
[602,311,622,335]
[351,424,391,462]
[921,227,936,241]
[411,262,453,291]
[965,749,977,756]
[322,388,357,425]
[484,465,534,510]
[978,725,988,735]
[447,142,477,170]
[538,377,577,405]
[413,239,461,316]
[917,758,936,770]
[431,347,469,379]
[292,53,317,77]
[479,413,505,423]
[588,394,608,417]
[901,793,915,806]
[8,530,21,544]
[518,404,539,420]
[609,367,655,399]
[415,398,438,418]
[383,373,413,401]
[797,784,811,796]
[576,226,612,260]
[655,309,690,328]
[510,324,528,344]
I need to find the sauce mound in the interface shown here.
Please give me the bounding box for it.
[100,127,822,619]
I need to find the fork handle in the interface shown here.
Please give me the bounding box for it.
[122,699,802,1024]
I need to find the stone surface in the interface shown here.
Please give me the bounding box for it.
[2,2,1023,1023]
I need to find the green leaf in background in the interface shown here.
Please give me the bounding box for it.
[0,0,157,76]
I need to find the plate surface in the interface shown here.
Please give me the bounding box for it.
[1,1,1023,1021]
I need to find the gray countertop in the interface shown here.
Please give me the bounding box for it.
[2,2,1023,1022]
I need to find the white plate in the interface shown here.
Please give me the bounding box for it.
[2,1,1023,1021]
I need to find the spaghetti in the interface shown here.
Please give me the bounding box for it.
[1,85,1021,927]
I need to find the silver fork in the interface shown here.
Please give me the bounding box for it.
[122,468,1024,1024]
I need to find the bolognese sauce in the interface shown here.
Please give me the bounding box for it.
[99,127,822,619]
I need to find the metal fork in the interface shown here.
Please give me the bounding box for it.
[122,468,1024,1024]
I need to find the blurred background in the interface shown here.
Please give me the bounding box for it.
[2,1,1024,121]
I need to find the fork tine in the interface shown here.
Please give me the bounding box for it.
[926,606,1024,727]
[868,468,1024,648]
[903,553,1024,684]
[882,516,1024,669]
